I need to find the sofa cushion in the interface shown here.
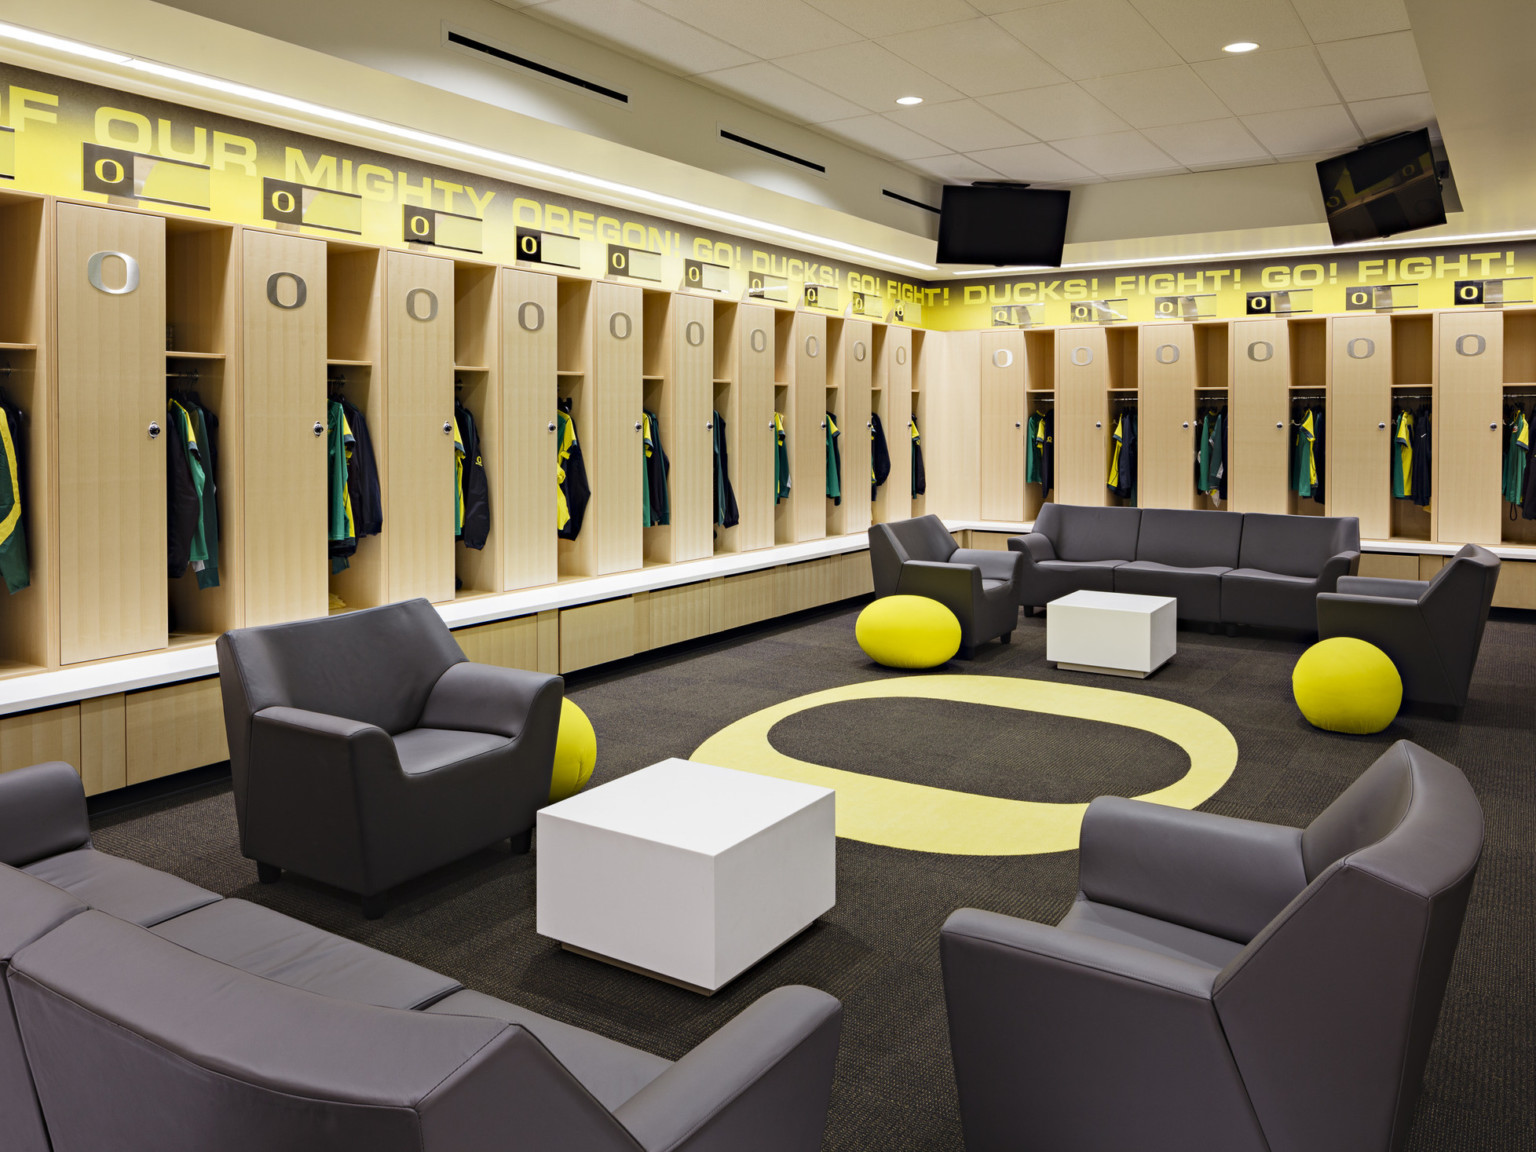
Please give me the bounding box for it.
[22,848,220,928]
[1114,562,1226,624]
[1237,514,1358,578]
[0,863,87,962]
[1038,504,1141,562]
[151,899,460,1010]
[392,728,510,776]
[1135,509,1243,569]
[426,988,671,1111]
[1060,898,1244,971]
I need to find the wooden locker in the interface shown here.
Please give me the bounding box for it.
[791,312,828,541]
[666,293,713,562]
[979,330,1026,520]
[874,325,912,524]
[925,330,980,520]
[591,281,644,574]
[735,303,775,551]
[56,203,167,664]
[384,251,456,603]
[1138,324,1197,510]
[1229,319,1291,514]
[1055,326,1109,507]
[1435,310,1502,545]
[241,230,328,625]
[836,319,873,536]
[1327,315,1393,539]
[451,262,501,597]
[502,269,558,589]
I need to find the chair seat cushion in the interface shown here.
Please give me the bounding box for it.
[151,899,460,1010]
[982,578,1009,594]
[23,848,220,928]
[1059,898,1243,971]
[426,988,672,1111]
[392,728,510,776]
[1040,559,1127,571]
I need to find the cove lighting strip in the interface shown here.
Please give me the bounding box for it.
[0,21,937,275]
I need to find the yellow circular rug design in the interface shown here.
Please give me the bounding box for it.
[692,675,1238,856]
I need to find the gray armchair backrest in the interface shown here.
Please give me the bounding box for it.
[1034,503,1141,561]
[1213,742,1483,1152]
[1136,508,1244,568]
[1237,515,1360,578]
[1419,545,1501,695]
[869,516,957,597]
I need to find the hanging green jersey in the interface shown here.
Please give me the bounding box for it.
[1293,410,1316,498]
[453,411,466,537]
[0,395,29,595]
[774,411,791,503]
[1504,410,1528,504]
[1392,410,1413,498]
[1108,413,1125,490]
[825,412,841,504]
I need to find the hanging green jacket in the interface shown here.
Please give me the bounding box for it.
[774,412,791,503]
[1504,409,1528,505]
[825,412,841,505]
[0,391,28,595]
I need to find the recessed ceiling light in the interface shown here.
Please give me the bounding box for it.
[896,96,923,105]
[1222,41,1259,53]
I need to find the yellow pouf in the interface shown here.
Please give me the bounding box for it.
[856,595,962,669]
[548,699,597,801]
[1293,637,1402,734]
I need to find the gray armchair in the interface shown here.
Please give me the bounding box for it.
[868,516,1021,656]
[217,599,563,916]
[941,740,1483,1152]
[1317,543,1500,711]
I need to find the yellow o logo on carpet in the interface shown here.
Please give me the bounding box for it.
[692,676,1237,855]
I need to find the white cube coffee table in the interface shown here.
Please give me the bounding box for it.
[1046,589,1177,678]
[536,758,835,994]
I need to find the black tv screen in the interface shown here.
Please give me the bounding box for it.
[1317,129,1445,244]
[936,185,1070,266]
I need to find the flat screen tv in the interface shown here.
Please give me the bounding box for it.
[936,185,1070,266]
[1317,129,1445,244]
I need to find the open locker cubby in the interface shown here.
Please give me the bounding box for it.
[1289,318,1327,389]
[910,329,928,519]
[556,277,594,580]
[774,310,796,545]
[453,260,499,598]
[1287,389,1328,518]
[711,299,739,555]
[1105,326,1138,392]
[1106,393,1139,508]
[825,317,844,537]
[641,290,670,566]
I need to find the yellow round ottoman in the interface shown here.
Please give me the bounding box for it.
[1293,637,1402,734]
[548,699,597,801]
[856,595,962,669]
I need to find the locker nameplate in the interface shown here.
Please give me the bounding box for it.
[262,178,362,234]
[404,205,483,253]
[517,227,581,269]
[83,143,210,210]
[684,258,729,292]
[608,243,662,282]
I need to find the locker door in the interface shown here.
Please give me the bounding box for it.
[840,319,873,535]
[502,269,558,589]
[384,250,456,602]
[979,329,1026,520]
[1139,325,1197,510]
[1436,310,1502,545]
[737,304,775,551]
[242,230,328,626]
[1328,315,1392,538]
[592,281,643,573]
[670,293,713,562]
[876,326,912,524]
[792,312,828,541]
[1055,326,1109,507]
[1229,319,1291,514]
[56,203,167,664]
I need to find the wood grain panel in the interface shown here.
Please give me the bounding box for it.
[453,262,501,596]
[80,694,125,796]
[833,319,873,536]
[560,597,637,672]
[647,581,711,648]
[834,551,874,599]
[1229,319,1291,514]
[592,282,644,574]
[1328,315,1393,538]
[711,568,780,631]
[1138,324,1197,511]
[925,330,980,520]
[1055,327,1109,506]
[241,230,328,625]
[452,615,541,669]
[780,557,834,613]
[979,330,1025,520]
[502,269,558,589]
[966,532,1014,551]
[873,324,912,524]
[792,312,828,541]
[735,303,776,551]
[667,294,713,561]
[1357,552,1420,580]
[0,705,80,777]
[56,203,167,663]
[1435,310,1501,545]
[1492,558,1536,608]
[125,678,228,785]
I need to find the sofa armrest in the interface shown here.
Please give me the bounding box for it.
[951,548,1025,584]
[1078,798,1307,944]
[615,986,842,1152]
[1316,550,1359,592]
[1007,532,1056,562]
[421,663,564,741]
[0,761,91,868]
[1336,576,1428,600]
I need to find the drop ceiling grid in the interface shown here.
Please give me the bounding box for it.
[511,0,1436,186]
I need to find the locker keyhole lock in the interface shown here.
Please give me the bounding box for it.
[706,421,714,430]
[1182,421,1190,429]
[147,420,161,440]
[1276,422,1283,429]
[1491,422,1499,430]
[313,421,325,437]
[443,421,453,435]
[1015,421,1022,428]
[635,421,643,431]
[1095,421,1102,429]
[820,419,827,429]
[1378,422,1387,430]
[547,421,556,432]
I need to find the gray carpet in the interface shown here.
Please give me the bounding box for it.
[91,604,1536,1151]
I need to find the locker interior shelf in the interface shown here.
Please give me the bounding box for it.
[164,350,225,360]
[326,358,372,367]
[0,342,36,351]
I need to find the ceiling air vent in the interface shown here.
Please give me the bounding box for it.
[719,129,826,174]
[445,29,628,104]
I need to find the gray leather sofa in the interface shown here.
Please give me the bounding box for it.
[1318,543,1501,711]
[941,740,1482,1152]
[869,516,1022,655]
[1008,505,1360,630]
[1,761,843,1152]
[217,599,563,917]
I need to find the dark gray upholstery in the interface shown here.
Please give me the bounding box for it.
[1317,544,1501,709]
[941,740,1483,1152]
[217,599,564,907]
[1007,504,1140,607]
[1113,509,1244,623]
[0,760,845,1152]
[868,516,1020,654]
[1222,514,1361,630]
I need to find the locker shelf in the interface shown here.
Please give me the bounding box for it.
[0,342,37,351]
[453,364,489,373]
[326,358,372,367]
[165,351,224,360]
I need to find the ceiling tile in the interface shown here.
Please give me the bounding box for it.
[887,100,1036,152]
[1051,129,1183,175]
[980,83,1132,140]
[526,0,754,74]
[697,62,869,122]
[776,40,965,111]
[1317,33,1428,104]
[1141,117,1270,166]
[878,18,1067,98]
[1348,93,1437,141]
[1124,0,1310,62]
[800,0,981,38]
[965,142,1099,182]
[1194,46,1338,116]
[1289,0,1411,43]
[992,0,1181,81]
[904,153,1010,182]
[965,0,1065,12]
[1079,66,1230,129]
[1241,105,1362,157]
[816,114,953,159]
[640,0,864,60]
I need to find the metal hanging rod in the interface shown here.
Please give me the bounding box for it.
[165,371,202,381]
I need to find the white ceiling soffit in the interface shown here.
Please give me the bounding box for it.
[513,0,1440,191]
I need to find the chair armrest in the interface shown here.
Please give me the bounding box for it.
[1316,591,1422,644]
[253,705,390,745]
[615,986,842,1152]
[1316,550,1359,592]
[1078,797,1307,944]
[420,662,565,741]
[1007,532,1056,562]
[0,761,91,868]
[896,559,983,602]
[1336,576,1428,600]
[951,548,1025,584]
